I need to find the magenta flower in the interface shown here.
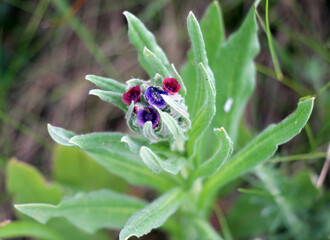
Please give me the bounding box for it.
[145,86,168,108]
[122,86,141,104]
[137,106,159,128]
[163,78,181,95]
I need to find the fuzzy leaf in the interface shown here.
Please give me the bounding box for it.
[199,98,315,212]
[187,63,216,158]
[143,47,171,77]
[182,3,223,119]
[121,136,149,153]
[48,125,176,191]
[119,188,185,240]
[85,75,126,93]
[140,146,183,174]
[211,7,259,143]
[15,190,147,234]
[192,127,233,179]
[47,124,75,147]
[124,11,170,77]
[139,146,163,174]
[160,111,186,153]
[70,132,126,150]
[89,89,127,111]
[142,121,163,142]
[161,94,191,128]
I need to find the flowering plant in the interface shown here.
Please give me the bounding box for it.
[13,2,314,239]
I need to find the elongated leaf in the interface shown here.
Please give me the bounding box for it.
[140,146,183,174]
[143,47,171,77]
[211,7,259,143]
[85,148,175,191]
[48,125,176,191]
[124,11,170,77]
[182,2,224,118]
[192,127,233,179]
[160,111,186,153]
[161,94,191,128]
[85,75,126,93]
[70,132,129,152]
[0,221,63,240]
[47,124,75,147]
[142,121,163,142]
[200,1,225,64]
[119,188,185,240]
[15,190,147,234]
[187,63,216,157]
[199,98,315,213]
[121,136,149,153]
[89,89,127,111]
[7,159,62,205]
[193,219,224,240]
[139,146,163,173]
[187,12,210,119]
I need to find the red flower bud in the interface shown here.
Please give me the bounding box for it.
[122,86,141,104]
[163,78,181,95]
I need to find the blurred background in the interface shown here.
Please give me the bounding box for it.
[0,0,329,239]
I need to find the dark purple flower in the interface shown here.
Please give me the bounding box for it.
[145,86,168,108]
[137,106,159,128]
[122,86,141,104]
[163,78,181,95]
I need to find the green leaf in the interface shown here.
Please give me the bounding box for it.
[159,111,186,153]
[69,132,129,152]
[47,124,75,147]
[161,94,191,128]
[182,2,224,119]
[142,121,163,142]
[143,47,171,77]
[121,135,149,153]
[85,75,126,93]
[124,11,170,77]
[192,127,233,179]
[139,146,163,174]
[140,146,183,174]
[0,221,63,240]
[53,146,128,192]
[186,12,215,120]
[119,188,185,240]
[193,219,224,240]
[89,89,127,111]
[199,97,315,213]
[211,7,259,143]
[200,1,225,64]
[187,63,216,157]
[48,126,176,191]
[15,190,147,234]
[7,159,62,205]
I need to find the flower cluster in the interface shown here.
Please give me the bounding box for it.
[121,77,187,136]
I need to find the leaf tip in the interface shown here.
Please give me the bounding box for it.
[88,89,97,96]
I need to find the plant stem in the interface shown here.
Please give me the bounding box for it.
[265,0,283,80]
[270,152,327,163]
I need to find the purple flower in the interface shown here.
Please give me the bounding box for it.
[122,86,141,104]
[137,106,159,128]
[163,77,181,95]
[145,86,168,108]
